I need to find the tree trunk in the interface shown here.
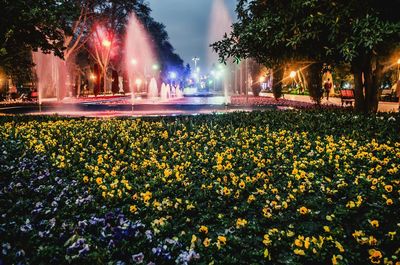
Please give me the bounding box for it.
[272,66,283,99]
[352,54,381,113]
[103,69,107,94]
[352,64,366,112]
[77,74,82,98]
[367,59,383,113]
[307,62,323,105]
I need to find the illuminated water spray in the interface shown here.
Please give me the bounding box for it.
[125,13,157,106]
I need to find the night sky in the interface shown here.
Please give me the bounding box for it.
[149,0,237,70]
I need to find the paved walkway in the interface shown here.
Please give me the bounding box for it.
[263,93,399,112]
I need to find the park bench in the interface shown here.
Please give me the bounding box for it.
[340,89,355,106]
[379,88,393,101]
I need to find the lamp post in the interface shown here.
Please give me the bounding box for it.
[192,57,200,70]
[397,58,400,80]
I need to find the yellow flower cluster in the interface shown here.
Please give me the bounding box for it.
[1,115,399,264]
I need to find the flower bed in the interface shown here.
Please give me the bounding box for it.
[231,96,343,110]
[0,111,399,264]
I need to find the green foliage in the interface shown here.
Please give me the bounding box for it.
[212,0,400,111]
[0,0,77,80]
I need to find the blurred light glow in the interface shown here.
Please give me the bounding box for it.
[131,59,138,65]
[169,72,177,79]
[290,71,297,78]
[102,40,111,48]
[135,78,142,86]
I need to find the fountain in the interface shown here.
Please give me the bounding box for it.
[148,78,159,98]
[207,0,234,104]
[167,84,172,99]
[176,85,183,98]
[125,13,157,104]
[32,51,68,106]
[160,83,168,100]
[207,0,233,68]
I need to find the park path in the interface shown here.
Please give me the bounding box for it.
[262,93,399,112]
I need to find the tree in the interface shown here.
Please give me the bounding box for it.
[87,0,184,93]
[0,0,72,83]
[327,1,400,112]
[212,0,331,103]
[212,0,400,112]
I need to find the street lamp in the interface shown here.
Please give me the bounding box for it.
[102,39,111,48]
[169,72,177,80]
[192,57,200,69]
[131,59,138,65]
[397,58,400,80]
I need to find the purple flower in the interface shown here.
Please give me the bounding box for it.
[132,252,144,264]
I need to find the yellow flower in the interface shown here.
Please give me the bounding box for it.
[264,248,269,258]
[203,238,211,247]
[294,249,305,256]
[217,235,227,249]
[323,226,331,233]
[369,220,379,228]
[191,234,197,243]
[129,205,137,213]
[286,230,295,237]
[223,187,231,196]
[384,185,393,193]
[96,177,103,185]
[388,231,396,240]
[332,255,343,265]
[294,238,303,247]
[335,241,345,253]
[247,194,256,203]
[239,180,246,189]
[83,175,89,183]
[304,237,310,249]
[141,191,152,203]
[199,225,208,234]
[263,235,272,246]
[386,199,393,205]
[236,218,248,229]
[161,130,169,139]
[369,249,382,264]
[346,201,356,208]
[299,206,309,215]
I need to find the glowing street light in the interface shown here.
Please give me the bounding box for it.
[259,76,266,83]
[90,74,96,80]
[135,78,142,86]
[102,39,111,48]
[290,71,297,79]
[169,72,177,79]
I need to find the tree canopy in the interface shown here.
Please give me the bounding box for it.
[0,0,184,84]
[212,0,400,112]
